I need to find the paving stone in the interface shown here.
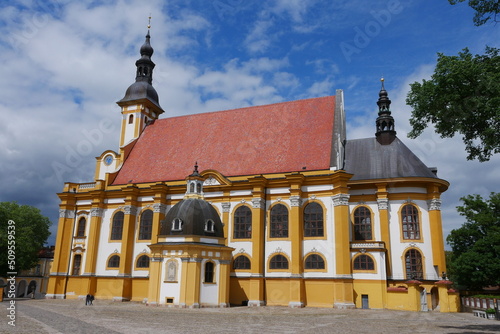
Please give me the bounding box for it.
[1,299,499,334]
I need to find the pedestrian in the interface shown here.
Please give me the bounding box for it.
[85,294,93,305]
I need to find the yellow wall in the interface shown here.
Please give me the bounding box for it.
[265,279,291,306]
[386,290,409,310]
[130,278,149,302]
[65,277,87,299]
[229,277,250,305]
[95,277,126,299]
[304,280,334,307]
[352,280,386,309]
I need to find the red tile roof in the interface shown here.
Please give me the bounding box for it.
[112,96,336,184]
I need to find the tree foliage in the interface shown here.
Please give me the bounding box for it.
[406,46,500,161]
[449,0,500,26]
[446,193,500,290]
[0,202,51,277]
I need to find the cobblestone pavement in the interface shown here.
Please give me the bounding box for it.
[1,298,500,334]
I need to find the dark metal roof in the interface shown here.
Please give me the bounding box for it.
[118,81,162,110]
[344,137,438,180]
[160,198,224,238]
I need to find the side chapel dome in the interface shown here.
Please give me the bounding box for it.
[160,198,224,238]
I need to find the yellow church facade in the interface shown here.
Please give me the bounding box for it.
[46,30,459,312]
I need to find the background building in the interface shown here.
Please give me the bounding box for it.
[47,30,459,311]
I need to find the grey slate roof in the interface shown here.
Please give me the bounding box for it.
[344,137,437,181]
[160,198,224,238]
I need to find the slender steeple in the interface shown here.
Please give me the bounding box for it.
[116,17,164,149]
[375,78,396,145]
[117,16,163,111]
[135,25,155,84]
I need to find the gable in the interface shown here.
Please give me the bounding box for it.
[112,96,336,184]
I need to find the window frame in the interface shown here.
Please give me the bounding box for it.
[353,254,376,272]
[205,219,215,233]
[270,204,289,238]
[405,249,423,280]
[304,254,326,270]
[110,211,124,241]
[233,206,252,239]
[107,254,120,269]
[171,218,183,231]
[401,204,421,240]
[353,206,373,241]
[204,261,215,283]
[303,202,324,237]
[72,254,82,275]
[136,254,150,269]
[233,255,251,270]
[76,217,86,237]
[138,209,153,240]
[269,254,289,270]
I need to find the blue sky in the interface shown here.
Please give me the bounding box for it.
[0,0,499,247]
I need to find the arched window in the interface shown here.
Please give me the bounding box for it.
[136,255,150,268]
[353,254,375,270]
[304,202,324,237]
[269,254,288,270]
[401,205,420,240]
[270,204,288,238]
[204,261,215,283]
[172,218,183,231]
[138,209,153,240]
[72,255,81,275]
[128,114,134,124]
[111,212,124,240]
[234,206,252,239]
[76,217,86,237]
[205,219,215,233]
[354,206,372,240]
[108,255,120,268]
[405,249,423,279]
[233,255,251,270]
[305,254,325,269]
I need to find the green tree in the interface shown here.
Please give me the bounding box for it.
[0,202,51,277]
[406,46,500,162]
[449,0,500,26]
[446,193,500,290]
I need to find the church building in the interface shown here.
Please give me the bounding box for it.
[47,29,459,312]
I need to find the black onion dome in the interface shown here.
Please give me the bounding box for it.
[160,199,224,238]
[140,31,154,57]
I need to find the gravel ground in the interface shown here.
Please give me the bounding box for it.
[1,298,499,334]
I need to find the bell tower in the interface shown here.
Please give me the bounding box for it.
[116,17,164,149]
[375,78,396,145]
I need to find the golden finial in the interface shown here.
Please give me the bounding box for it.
[148,15,151,29]
[380,77,384,82]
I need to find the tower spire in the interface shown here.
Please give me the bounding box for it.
[136,21,155,85]
[116,17,164,149]
[375,78,397,145]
